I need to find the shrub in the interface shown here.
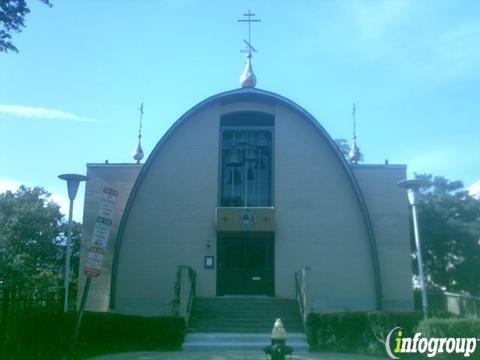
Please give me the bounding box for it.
[414,319,480,360]
[77,312,186,356]
[307,311,368,353]
[416,318,480,338]
[3,309,185,359]
[5,307,69,360]
[307,311,422,355]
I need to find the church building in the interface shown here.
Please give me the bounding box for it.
[78,14,414,323]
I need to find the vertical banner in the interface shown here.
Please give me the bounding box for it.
[84,187,119,277]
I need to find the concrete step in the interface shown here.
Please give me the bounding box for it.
[189,321,303,333]
[188,297,304,334]
[193,299,299,308]
[190,298,302,312]
[192,307,301,313]
[182,332,309,352]
[188,326,304,333]
[190,316,302,328]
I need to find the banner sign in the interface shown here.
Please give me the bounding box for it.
[84,187,118,278]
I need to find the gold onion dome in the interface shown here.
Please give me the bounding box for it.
[132,140,144,163]
[240,54,257,88]
[132,102,144,164]
[349,141,360,164]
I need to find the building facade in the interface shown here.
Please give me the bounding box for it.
[79,87,413,315]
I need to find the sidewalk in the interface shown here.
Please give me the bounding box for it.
[90,351,383,360]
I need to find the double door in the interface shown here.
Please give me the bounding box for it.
[217,234,274,296]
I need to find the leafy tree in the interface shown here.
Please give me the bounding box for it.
[335,138,364,163]
[415,174,480,295]
[0,186,81,303]
[1,0,52,53]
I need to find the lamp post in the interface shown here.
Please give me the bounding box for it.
[58,173,88,312]
[398,179,430,318]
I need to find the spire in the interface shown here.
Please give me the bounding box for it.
[349,103,361,164]
[132,102,144,164]
[238,10,260,88]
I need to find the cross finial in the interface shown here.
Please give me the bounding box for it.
[132,101,144,164]
[238,9,261,57]
[352,103,356,140]
[238,10,260,88]
[349,103,361,164]
[139,102,144,138]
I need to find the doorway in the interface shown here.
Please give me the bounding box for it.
[217,233,274,296]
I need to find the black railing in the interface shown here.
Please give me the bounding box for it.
[414,289,480,318]
[0,287,65,358]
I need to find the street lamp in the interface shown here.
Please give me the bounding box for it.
[398,179,430,318]
[58,173,88,312]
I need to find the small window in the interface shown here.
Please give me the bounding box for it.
[219,113,274,207]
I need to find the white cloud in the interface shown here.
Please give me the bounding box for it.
[468,181,480,199]
[0,105,95,122]
[334,0,415,61]
[406,146,479,184]
[431,21,480,81]
[350,0,411,41]
[333,1,480,83]
[50,192,71,218]
[407,147,458,175]
[0,178,22,194]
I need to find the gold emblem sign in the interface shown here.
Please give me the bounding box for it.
[216,207,275,232]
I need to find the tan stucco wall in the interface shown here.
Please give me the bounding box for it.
[78,164,142,311]
[275,105,376,312]
[113,97,381,315]
[353,165,414,310]
[114,104,222,315]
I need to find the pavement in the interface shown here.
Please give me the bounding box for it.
[89,351,383,360]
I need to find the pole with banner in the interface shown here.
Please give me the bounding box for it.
[70,187,118,355]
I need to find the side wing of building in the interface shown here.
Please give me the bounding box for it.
[78,163,142,311]
[353,165,413,310]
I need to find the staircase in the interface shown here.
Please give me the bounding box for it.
[183,297,309,352]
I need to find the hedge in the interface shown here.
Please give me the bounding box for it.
[307,311,423,355]
[416,318,480,338]
[415,318,480,359]
[3,310,185,359]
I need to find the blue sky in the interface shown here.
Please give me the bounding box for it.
[1,0,479,220]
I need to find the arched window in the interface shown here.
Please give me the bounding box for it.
[219,112,274,207]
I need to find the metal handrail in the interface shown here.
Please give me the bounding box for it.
[185,267,196,324]
[295,271,305,318]
[295,268,309,332]
[443,292,480,301]
[176,265,196,326]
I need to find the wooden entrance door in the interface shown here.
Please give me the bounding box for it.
[217,234,274,296]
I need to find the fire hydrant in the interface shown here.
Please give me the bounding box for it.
[263,318,293,360]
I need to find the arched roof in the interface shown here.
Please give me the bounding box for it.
[110,87,383,309]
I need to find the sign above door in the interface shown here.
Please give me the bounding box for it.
[216,207,275,232]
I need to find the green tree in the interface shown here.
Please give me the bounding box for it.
[1,0,52,53]
[415,174,480,295]
[0,186,81,302]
